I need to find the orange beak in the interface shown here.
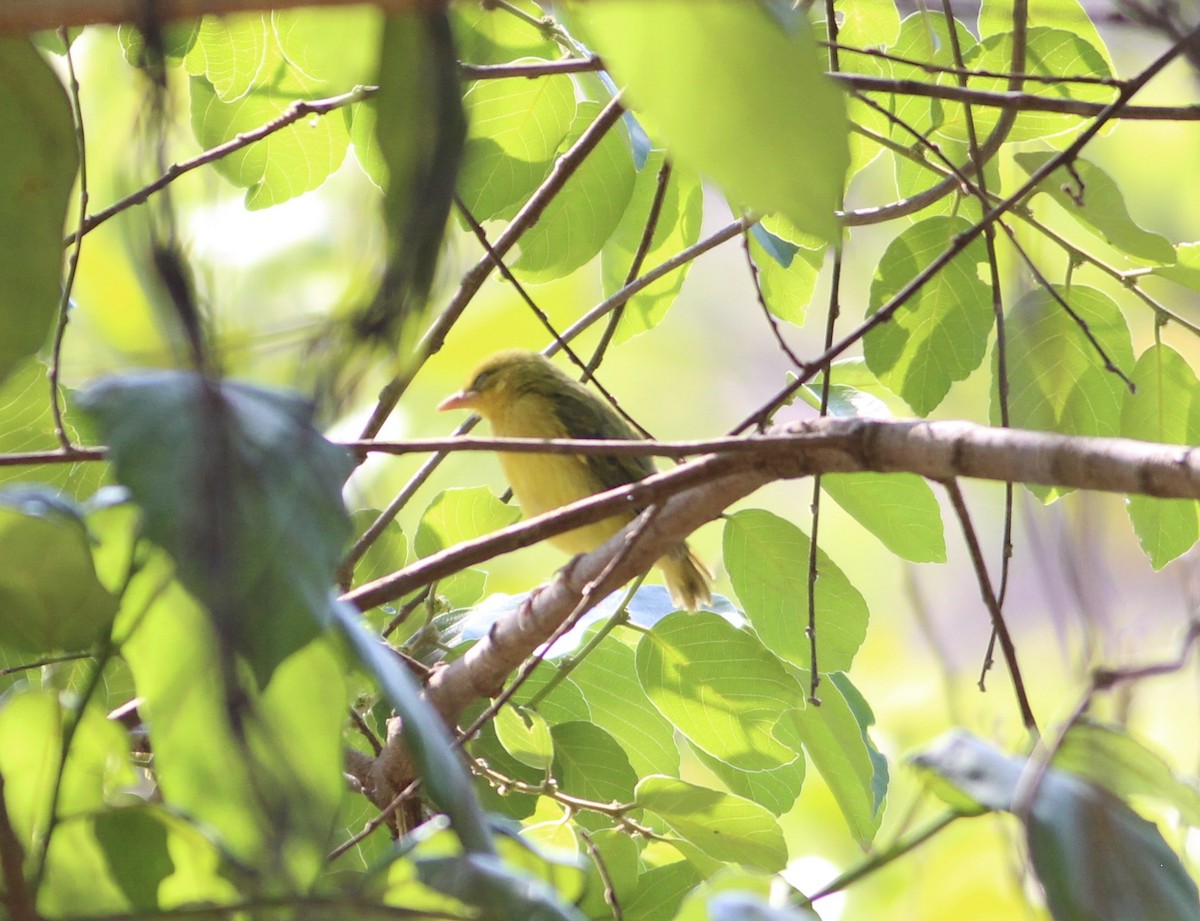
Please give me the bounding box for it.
[437,390,477,412]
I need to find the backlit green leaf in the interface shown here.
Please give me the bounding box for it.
[581,1,848,243]
[495,705,554,772]
[1016,154,1175,265]
[415,486,522,556]
[601,152,704,342]
[636,611,802,771]
[515,100,636,282]
[0,488,116,655]
[568,630,680,777]
[865,216,992,416]
[995,285,1134,501]
[190,73,350,209]
[456,66,576,221]
[723,509,869,673]
[0,39,78,383]
[1120,345,1200,568]
[635,776,787,871]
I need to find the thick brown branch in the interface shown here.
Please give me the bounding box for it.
[1,0,445,32]
[349,415,1200,755]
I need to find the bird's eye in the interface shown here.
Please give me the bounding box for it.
[472,370,493,391]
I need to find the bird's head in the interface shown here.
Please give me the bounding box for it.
[437,350,564,420]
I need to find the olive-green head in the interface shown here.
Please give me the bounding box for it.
[437,350,572,421]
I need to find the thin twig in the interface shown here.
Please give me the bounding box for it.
[941,480,1037,734]
[586,159,675,379]
[580,827,625,921]
[51,27,89,450]
[735,19,1195,434]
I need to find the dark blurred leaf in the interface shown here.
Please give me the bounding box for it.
[80,371,353,685]
[416,852,587,921]
[358,11,466,345]
[0,38,78,383]
[1028,770,1199,921]
[1055,720,1200,826]
[914,730,1200,921]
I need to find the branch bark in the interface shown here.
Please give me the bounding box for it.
[361,415,1200,795]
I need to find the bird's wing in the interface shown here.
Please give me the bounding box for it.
[550,387,656,492]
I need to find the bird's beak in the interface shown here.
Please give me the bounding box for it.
[437,390,477,412]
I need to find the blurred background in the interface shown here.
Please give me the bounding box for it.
[33,6,1200,917]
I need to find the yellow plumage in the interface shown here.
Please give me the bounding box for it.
[439,350,711,611]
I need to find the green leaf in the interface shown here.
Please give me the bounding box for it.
[865,216,993,416]
[495,705,554,772]
[624,861,702,921]
[1120,345,1200,568]
[994,285,1134,501]
[1153,242,1200,291]
[189,73,350,209]
[0,39,78,383]
[272,6,382,91]
[0,489,116,654]
[1055,720,1200,827]
[456,66,577,221]
[417,852,588,921]
[822,471,946,563]
[184,14,276,101]
[1015,154,1175,265]
[452,1,559,64]
[122,571,347,883]
[601,152,704,342]
[790,679,885,844]
[550,721,639,809]
[92,808,174,911]
[723,509,869,673]
[567,630,681,777]
[514,100,636,282]
[80,371,354,685]
[636,612,803,771]
[0,360,102,498]
[415,486,522,556]
[687,738,804,817]
[949,28,1114,144]
[581,2,848,244]
[0,687,133,853]
[635,776,787,872]
[350,509,408,587]
[979,0,1111,64]
[747,222,824,328]
[884,13,974,142]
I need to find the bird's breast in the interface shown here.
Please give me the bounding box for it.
[497,450,632,556]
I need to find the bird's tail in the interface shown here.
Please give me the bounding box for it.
[658,542,713,612]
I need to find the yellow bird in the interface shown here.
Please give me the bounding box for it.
[438,350,711,611]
